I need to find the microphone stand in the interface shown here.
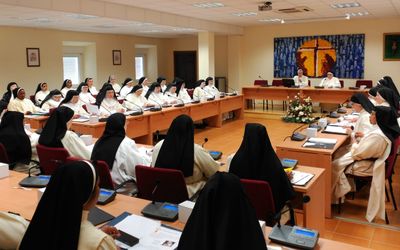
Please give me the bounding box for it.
[124,99,144,115]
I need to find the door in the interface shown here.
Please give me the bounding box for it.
[174,51,197,89]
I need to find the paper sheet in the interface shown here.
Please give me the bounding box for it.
[291,171,314,186]
[308,137,337,144]
[324,125,348,134]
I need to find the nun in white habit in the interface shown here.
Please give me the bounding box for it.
[95,84,125,117]
[91,113,151,194]
[331,106,400,222]
[38,106,92,160]
[59,90,90,117]
[40,89,63,111]
[77,82,96,105]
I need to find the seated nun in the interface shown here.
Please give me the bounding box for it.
[332,106,400,222]
[175,78,192,103]
[193,80,213,101]
[124,85,153,111]
[34,82,50,106]
[19,161,119,250]
[157,76,167,92]
[203,77,220,97]
[227,123,295,214]
[138,77,150,97]
[0,212,29,249]
[59,90,90,117]
[164,83,179,104]
[108,75,121,94]
[77,82,96,105]
[0,82,18,112]
[376,87,400,112]
[119,78,134,98]
[96,85,125,117]
[0,111,37,172]
[85,77,98,96]
[38,106,92,159]
[178,172,267,250]
[7,87,41,114]
[91,113,151,194]
[368,85,383,106]
[379,76,400,99]
[40,89,63,111]
[145,82,169,106]
[151,115,220,197]
[60,79,74,97]
[348,93,375,140]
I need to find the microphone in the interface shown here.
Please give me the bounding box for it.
[258,75,265,80]
[289,123,308,141]
[124,99,144,115]
[148,97,163,112]
[202,88,215,101]
[174,98,185,107]
[100,103,113,115]
[19,164,51,188]
[275,196,310,227]
[202,138,208,147]
[226,86,238,96]
[151,180,160,204]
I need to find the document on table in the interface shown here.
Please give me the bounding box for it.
[322,125,348,135]
[291,171,314,186]
[303,137,337,149]
[72,118,89,122]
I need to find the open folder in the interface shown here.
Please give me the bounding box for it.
[302,137,337,149]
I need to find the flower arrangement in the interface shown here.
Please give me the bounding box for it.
[282,93,315,123]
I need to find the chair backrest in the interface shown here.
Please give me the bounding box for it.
[308,80,311,86]
[29,95,36,104]
[339,80,344,88]
[254,80,268,86]
[135,165,189,204]
[187,89,194,99]
[36,144,70,175]
[0,143,10,164]
[355,80,373,88]
[240,178,276,225]
[66,157,115,189]
[272,79,283,86]
[385,136,400,179]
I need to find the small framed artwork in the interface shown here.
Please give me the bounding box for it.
[113,50,121,65]
[26,48,40,67]
[383,33,400,61]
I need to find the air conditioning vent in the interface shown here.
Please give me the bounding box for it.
[277,6,313,14]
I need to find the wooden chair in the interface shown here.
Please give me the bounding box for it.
[253,80,268,109]
[36,144,70,175]
[355,80,373,88]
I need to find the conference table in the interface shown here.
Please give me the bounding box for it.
[0,171,368,250]
[276,130,350,219]
[24,95,244,144]
[242,86,368,108]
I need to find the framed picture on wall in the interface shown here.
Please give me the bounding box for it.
[113,50,121,65]
[383,33,400,61]
[26,48,40,67]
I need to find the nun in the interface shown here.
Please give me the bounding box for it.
[151,115,220,197]
[157,76,167,92]
[7,87,41,114]
[382,76,399,98]
[77,82,96,105]
[108,75,121,93]
[19,161,119,250]
[0,111,33,171]
[0,212,29,249]
[91,113,151,194]
[178,172,267,250]
[138,76,149,96]
[95,85,125,117]
[175,78,192,103]
[119,78,134,98]
[38,106,91,159]
[145,82,169,106]
[204,77,220,97]
[40,89,64,111]
[193,80,212,101]
[0,82,18,113]
[60,79,74,97]
[59,90,90,117]
[124,85,153,111]
[332,106,400,222]
[376,87,400,112]
[228,123,295,213]
[85,77,98,95]
[34,82,50,106]
[349,93,375,139]
[368,85,383,106]
[164,83,179,104]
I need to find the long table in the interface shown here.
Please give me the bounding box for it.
[25,95,244,144]
[0,171,368,250]
[242,86,368,107]
[276,131,350,218]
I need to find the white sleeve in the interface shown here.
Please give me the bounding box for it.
[61,131,92,160]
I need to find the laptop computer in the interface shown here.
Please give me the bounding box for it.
[282,79,295,88]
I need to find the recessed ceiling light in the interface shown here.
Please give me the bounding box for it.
[281,19,285,24]
[92,24,118,28]
[140,30,161,33]
[173,27,197,32]
[193,2,224,8]
[345,11,369,16]
[331,2,360,8]
[232,12,257,17]
[23,17,55,23]
[259,18,281,22]
[66,13,98,19]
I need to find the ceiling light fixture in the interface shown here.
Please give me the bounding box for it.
[345,11,369,16]
[232,12,257,17]
[193,2,224,8]
[331,2,360,8]
[259,18,281,22]
[345,14,351,20]
[66,13,98,19]
[281,19,285,24]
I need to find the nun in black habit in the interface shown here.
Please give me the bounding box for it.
[229,123,296,213]
[19,161,118,250]
[178,172,267,250]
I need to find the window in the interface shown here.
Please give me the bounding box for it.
[63,56,80,85]
[135,56,144,80]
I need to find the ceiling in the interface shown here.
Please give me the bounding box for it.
[0,0,398,38]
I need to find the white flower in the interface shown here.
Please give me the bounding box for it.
[299,111,304,116]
